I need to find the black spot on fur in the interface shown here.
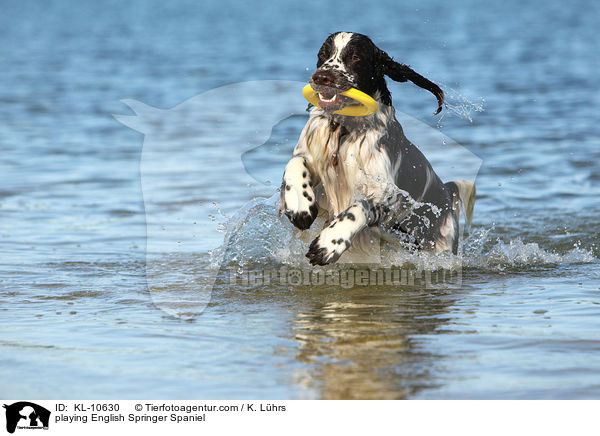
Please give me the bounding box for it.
[306,236,342,266]
[346,213,355,221]
[302,183,307,188]
[302,171,307,178]
[285,201,319,231]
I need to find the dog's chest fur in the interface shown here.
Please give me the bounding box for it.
[299,108,394,216]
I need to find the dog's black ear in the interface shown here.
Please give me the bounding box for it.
[377,49,444,114]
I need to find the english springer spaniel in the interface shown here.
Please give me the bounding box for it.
[281,32,476,266]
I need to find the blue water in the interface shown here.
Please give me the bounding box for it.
[1,0,599,399]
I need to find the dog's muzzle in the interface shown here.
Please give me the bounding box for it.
[310,70,353,110]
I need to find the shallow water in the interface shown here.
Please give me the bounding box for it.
[1,0,599,399]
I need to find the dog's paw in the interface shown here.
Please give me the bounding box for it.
[281,178,317,231]
[306,210,364,265]
[306,233,349,266]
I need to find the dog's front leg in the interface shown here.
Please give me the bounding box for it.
[305,190,412,266]
[280,156,319,230]
[306,201,376,266]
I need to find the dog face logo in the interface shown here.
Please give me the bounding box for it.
[3,402,50,434]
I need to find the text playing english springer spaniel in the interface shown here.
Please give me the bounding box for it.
[280,32,476,265]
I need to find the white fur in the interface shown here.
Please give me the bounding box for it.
[321,32,354,80]
[452,179,476,226]
[434,212,456,253]
[295,106,395,216]
[289,104,402,264]
[282,156,316,214]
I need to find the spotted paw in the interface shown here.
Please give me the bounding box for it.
[305,207,367,265]
[281,174,317,230]
[306,233,349,265]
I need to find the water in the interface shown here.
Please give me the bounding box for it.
[1,0,599,399]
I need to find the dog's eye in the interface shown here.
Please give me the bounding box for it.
[352,54,360,62]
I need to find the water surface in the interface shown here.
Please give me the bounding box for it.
[1,0,599,399]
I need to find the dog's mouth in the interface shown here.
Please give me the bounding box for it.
[312,84,354,110]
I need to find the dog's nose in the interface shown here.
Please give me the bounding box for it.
[311,71,333,87]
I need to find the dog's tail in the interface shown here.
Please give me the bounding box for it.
[446,180,476,231]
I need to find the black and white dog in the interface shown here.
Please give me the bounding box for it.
[281,32,476,266]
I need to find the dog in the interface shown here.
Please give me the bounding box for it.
[280,32,476,266]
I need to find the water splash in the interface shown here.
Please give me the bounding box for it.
[461,230,596,272]
[213,195,596,275]
[437,84,485,124]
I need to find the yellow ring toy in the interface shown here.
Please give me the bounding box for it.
[302,84,378,116]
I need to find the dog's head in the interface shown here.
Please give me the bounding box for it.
[310,32,444,114]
